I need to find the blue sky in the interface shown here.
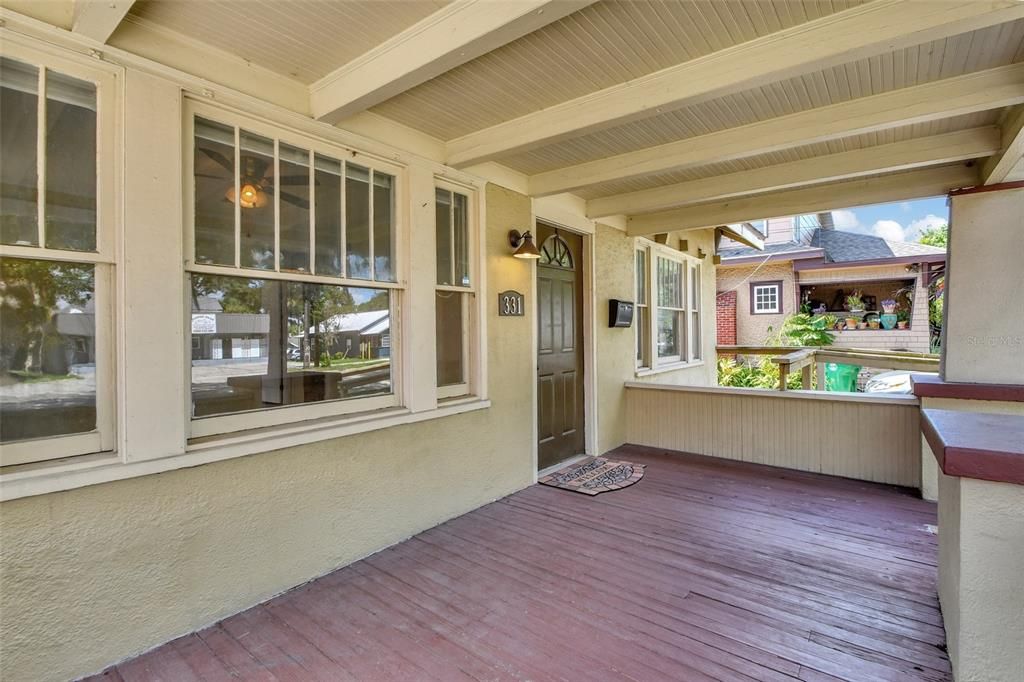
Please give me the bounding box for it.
[828,195,948,242]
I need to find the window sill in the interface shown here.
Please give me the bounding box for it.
[635,360,705,378]
[0,398,491,502]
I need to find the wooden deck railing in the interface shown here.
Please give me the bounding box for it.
[625,382,921,487]
[718,344,940,391]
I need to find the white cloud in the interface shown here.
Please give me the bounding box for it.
[905,214,947,241]
[870,219,906,242]
[900,202,912,214]
[828,210,909,241]
[830,209,860,230]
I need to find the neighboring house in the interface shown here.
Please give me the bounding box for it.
[190,296,270,362]
[716,215,945,353]
[310,310,391,359]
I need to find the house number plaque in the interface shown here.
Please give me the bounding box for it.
[498,290,525,317]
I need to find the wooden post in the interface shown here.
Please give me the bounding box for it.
[802,363,813,390]
[816,362,825,390]
[779,364,789,391]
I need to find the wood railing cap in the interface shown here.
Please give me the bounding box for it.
[912,374,1024,403]
[921,409,1024,486]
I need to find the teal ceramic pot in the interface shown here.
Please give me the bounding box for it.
[880,313,897,330]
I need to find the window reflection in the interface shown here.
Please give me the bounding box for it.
[345,164,371,279]
[0,58,40,247]
[194,117,235,266]
[45,70,97,251]
[190,274,392,418]
[279,143,310,272]
[436,291,465,386]
[238,131,275,270]
[0,258,97,442]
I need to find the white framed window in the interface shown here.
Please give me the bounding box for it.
[751,281,782,314]
[0,46,118,467]
[634,240,703,370]
[434,182,476,399]
[635,248,649,368]
[185,102,404,438]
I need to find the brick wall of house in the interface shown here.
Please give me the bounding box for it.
[716,291,737,346]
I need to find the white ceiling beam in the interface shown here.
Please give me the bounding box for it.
[446,0,1024,168]
[981,105,1024,184]
[531,64,1024,197]
[311,0,594,125]
[72,0,136,44]
[588,127,1000,218]
[718,223,765,251]
[626,164,979,237]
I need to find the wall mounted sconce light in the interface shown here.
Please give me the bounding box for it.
[508,229,541,259]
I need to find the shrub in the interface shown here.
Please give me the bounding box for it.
[718,357,802,390]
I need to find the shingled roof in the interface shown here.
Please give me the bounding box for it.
[808,229,945,262]
[721,228,945,264]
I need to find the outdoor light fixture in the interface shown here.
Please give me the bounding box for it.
[508,229,541,259]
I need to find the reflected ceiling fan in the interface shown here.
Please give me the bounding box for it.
[198,147,312,210]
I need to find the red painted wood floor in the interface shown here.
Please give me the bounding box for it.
[85,447,950,681]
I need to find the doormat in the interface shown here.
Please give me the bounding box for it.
[539,456,645,496]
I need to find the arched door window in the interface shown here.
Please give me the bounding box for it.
[539,234,574,269]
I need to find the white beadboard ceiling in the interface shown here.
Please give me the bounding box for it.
[128,0,451,83]
[475,19,1024,178]
[371,0,866,140]
[570,111,1001,200]
[111,0,1023,205]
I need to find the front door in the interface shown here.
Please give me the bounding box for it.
[536,223,585,470]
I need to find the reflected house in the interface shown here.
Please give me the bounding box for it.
[190,295,269,362]
[310,310,390,360]
[53,307,94,367]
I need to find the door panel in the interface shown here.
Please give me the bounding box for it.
[536,223,584,470]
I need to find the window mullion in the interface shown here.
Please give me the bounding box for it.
[368,169,376,280]
[647,249,656,366]
[308,148,315,275]
[233,126,241,269]
[36,67,47,248]
[449,194,456,285]
[340,160,347,278]
[273,138,281,273]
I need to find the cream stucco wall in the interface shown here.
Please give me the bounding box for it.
[0,184,537,682]
[944,187,1024,383]
[937,473,1024,682]
[594,225,717,454]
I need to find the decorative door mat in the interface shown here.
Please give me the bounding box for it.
[539,456,645,495]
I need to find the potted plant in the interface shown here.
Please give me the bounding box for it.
[868,317,880,330]
[845,291,865,313]
[845,315,859,330]
[881,298,897,314]
[896,310,910,329]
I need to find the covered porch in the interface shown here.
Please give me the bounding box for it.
[86,447,949,682]
[2,1,1023,681]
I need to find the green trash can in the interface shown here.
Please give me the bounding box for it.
[824,362,860,392]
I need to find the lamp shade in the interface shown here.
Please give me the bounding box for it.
[510,230,541,259]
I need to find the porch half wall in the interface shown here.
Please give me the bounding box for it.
[625,383,922,488]
[0,184,536,682]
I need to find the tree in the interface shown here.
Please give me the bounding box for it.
[918,223,948,248]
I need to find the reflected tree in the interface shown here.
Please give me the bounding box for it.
[0,258,93,375]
